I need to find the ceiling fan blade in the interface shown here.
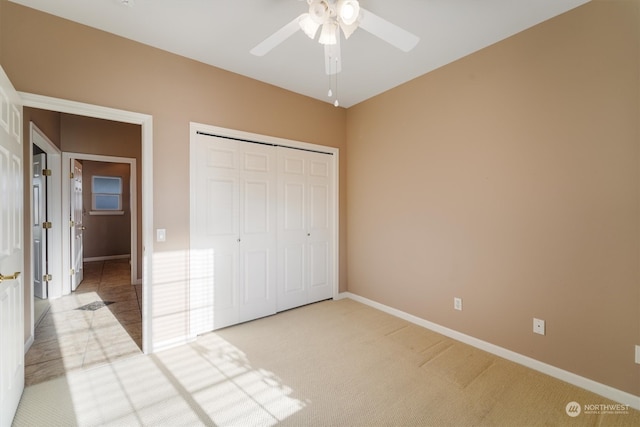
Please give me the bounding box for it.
[358,8,420,52]
[250,14,305,56]
[324,36,342,75]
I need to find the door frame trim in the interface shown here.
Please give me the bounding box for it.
[28,123,62,350]
[20,92,154,354]
[62,152,138,289]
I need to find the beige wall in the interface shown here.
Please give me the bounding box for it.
[347,0,639,396]
[0,0,347,346]
[24,107,61,149]
[81,161,131,259]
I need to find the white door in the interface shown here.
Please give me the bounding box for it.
[190,134,277,333]
[0,66,24,427]
[277,149,307,311]
[32,153,47,299]
[70,159,84,290]
[277,148,333,311]
[305,151,333,304]
[239,141,278,322]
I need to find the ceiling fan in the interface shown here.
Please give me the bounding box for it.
[250,0,420,76]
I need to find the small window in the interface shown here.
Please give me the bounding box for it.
[92,176,122,211]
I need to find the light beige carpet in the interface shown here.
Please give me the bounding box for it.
[12,298,640,426]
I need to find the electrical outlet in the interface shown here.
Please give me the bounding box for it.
[454,297,462,311]
[635,345,640,365]
[533,318,545,335]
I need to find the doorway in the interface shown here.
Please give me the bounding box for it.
[29,123,62,344]
[189,123,339,336]
[21,93,153,354]
[63,154,139,291]
[32,148,48,321]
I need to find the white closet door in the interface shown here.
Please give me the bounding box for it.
[191,135,240,331]
[277,148,333,311]
[277,150,307,311]
[238,142,277,322]
[306,151,333,304]
[190,134,276,333]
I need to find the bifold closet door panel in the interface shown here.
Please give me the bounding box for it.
[277,150,307,311]
[191,135,240,331]
[190,134,276,332]
[277,147,334,311]
[306,151,333,304]
[238,142,278,323]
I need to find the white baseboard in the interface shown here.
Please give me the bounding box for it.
[84,254,130,262]
[24,335,34,355]
[339,291,640,410]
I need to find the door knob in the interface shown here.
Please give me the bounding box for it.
[80,226,86,230]
[0,272,21,283]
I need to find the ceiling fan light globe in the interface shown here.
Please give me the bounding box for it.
[318,21,338,45]
[309,0,330,24]
[337,0,360,25]
[340,21,358,39]
[299,14,321,39]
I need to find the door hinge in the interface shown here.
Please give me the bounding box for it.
[43,274,52,282]
[70,220,75,227]
[70,172,74,179]
[42,168,52,176]
[42,221,52,229]
[70,268,75,276]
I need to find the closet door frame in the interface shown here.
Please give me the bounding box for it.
[188,122,339,337]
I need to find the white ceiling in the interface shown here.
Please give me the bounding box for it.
[9,0,590,108]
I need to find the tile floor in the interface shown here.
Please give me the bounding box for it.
[25,259,143,386]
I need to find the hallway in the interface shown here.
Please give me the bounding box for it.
[25,259,143,386]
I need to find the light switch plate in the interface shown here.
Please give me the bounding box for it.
[156,228,166,242]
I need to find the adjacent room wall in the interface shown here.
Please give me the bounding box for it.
[81,161,131,260]
[60,113,142,278]
[24,107,61,149]
[347,0,639,396]
[0,0,347,348]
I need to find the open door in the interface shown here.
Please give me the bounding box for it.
[70,159,84,290]
[0,66,24,427]
[33,152,48,299]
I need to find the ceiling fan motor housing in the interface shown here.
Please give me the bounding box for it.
[307,0,361,43]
